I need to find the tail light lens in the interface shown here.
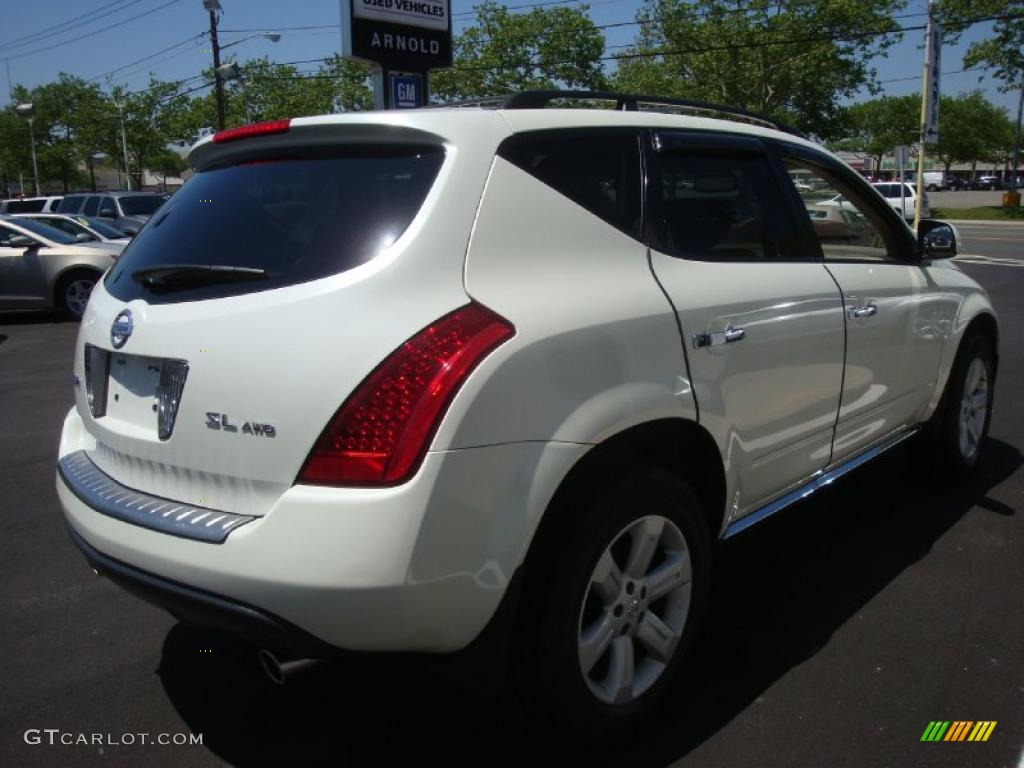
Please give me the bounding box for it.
[297,303,515,487]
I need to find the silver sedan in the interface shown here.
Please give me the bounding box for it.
[12,213,132,248]
[0,215,120,319]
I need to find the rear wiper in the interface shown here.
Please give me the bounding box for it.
[131,264,266,292]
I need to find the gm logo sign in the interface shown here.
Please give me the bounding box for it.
[391,74,422,109]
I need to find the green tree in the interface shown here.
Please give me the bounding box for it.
[0,108,32,195]
[836,94,919,171]
[149,149,188,191]
[938,0,1023,92]
[612,0,908,138]
[932,91,1014,176]
[430,1,607,101]
[166,55,372,141]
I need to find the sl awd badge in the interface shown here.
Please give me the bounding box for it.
[206,412,276,437]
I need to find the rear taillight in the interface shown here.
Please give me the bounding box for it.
[297,303,515,487]
[212,119,291,144]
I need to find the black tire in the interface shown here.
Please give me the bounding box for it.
[516,467,711,738]
[929,333,995,476]
[54,269,100,320]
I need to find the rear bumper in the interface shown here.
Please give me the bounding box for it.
[57,408,586,652]
[67,525,337,658]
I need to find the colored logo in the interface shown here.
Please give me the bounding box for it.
[921,721,997,742]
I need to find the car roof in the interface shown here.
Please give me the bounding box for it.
[188,107,827,171]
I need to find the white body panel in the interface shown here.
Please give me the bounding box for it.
[824,262,958,461]
[650,255,845,518]
[54,106,998,654]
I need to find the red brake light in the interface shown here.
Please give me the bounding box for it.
[298,303,515,487]
[212,119,291,144]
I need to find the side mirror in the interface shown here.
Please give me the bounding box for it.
[918,219,959,260]
[98,207,117,218]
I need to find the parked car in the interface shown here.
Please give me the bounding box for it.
[922,171,947,191]
[57,191,166,236]
[821,181,928,221]
[0,214,119,318]
[975,174,1003,191]
[55,93,998,735]
[0,195,64,214]
[12,213,131,249]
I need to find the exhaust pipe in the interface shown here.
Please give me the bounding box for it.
[258,649,322,685]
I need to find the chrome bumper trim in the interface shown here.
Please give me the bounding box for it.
[58,450,255,543]
[723,427,919,539]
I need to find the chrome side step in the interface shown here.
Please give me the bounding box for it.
[722,427,919,539]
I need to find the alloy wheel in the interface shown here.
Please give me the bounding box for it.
[577,515,692,705]
[958,357,988,460]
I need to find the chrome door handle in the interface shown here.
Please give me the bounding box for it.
[848,303,877,319]
[693,325,746,348]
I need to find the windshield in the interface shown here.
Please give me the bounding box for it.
[105,145,445,304]
[81,216,128,238]
[118,196,166,216]
[13,217,78,244]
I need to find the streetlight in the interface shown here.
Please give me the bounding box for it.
[202,0,280,130]
[14,102,40,196]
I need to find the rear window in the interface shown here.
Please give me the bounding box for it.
[5,199,46,213]
[104,145,444,304]
[119,196,165,216]
[13,217,78,244]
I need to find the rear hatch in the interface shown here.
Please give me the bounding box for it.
[71,114,506,515]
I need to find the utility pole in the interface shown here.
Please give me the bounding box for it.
[4,59,12,103]
[1012,84,1023,193]
[113,90,132,191]
[914,1,940,230]
[14,103,39,196]
[206,2,226,130]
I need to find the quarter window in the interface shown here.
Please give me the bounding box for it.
[498,131,642,238]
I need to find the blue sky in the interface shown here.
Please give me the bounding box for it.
[1,0,1016,113]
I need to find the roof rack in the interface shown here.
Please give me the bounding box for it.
[441,90,805,139]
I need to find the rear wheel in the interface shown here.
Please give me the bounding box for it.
[518,468,711,736]
[55,270,100,320]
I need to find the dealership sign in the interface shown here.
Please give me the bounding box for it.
[341,0,453,72]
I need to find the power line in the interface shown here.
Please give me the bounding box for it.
[87,33,205,82]
[0,0,143,53]
[4,0,185,61]
[253,10,1020,79]
[878,67,986,84]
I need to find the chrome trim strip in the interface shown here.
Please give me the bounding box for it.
[723,427,919,539]
[57,451,255,544]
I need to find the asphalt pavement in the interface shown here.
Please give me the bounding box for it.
[1,223,1022,767]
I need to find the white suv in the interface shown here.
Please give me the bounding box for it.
[56,92,998,733]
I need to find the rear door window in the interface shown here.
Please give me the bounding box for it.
[105,145,445,304]
[649,148,801,261]
[83,196,100,216]
[58,195,86,213]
